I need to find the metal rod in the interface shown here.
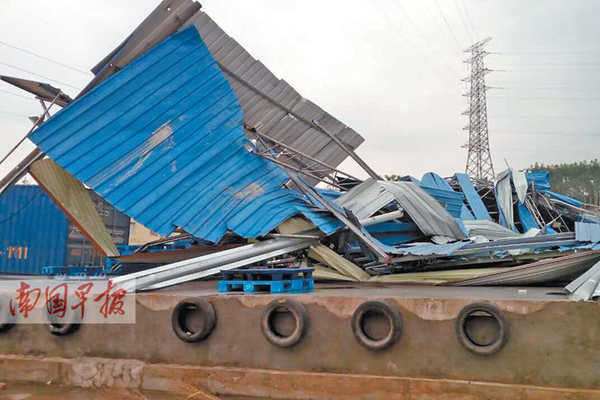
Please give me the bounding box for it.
[252,151,346,191]
[359,210,404,226]
[268,233,322,240]
[248,126,359,181]
[0,91,61,168]
[312,120,381,180]
[216,61,368,177]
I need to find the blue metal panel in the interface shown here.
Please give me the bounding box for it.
[455,173,491,220]
[365,221,424,246]
[517,202,539,232]
[546,190,584,208]
[0,185,69,274]
[29,27,339,243]
[421,172,473,220]
[526,170,551,192]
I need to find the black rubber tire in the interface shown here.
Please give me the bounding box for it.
[455,302,509,356]
[171,297,216,343]
[351,301,402,351]
[0,294,15,333]
[261,298,308,348]
[46,295,82,336]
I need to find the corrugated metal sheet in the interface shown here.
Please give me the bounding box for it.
[421,172,473,219]
[0,185,69,273]
[184,12,365,175]
[495,169,515,231]
[365,221,424,246]
[565,260,600,300]
[29,27,339,244]
[379,181,467,240]
[526,170,551,192]
[512,170,528,203]
[547,190,584,208]
[336,179,466,240]
[29,158,119,256]
[455,173,491,220]
[575,222,600,243]
[517,201,539,232]
[334,179,395,219]
[454,251,600,286]
[462,219,519,240]
[383,241,469,256]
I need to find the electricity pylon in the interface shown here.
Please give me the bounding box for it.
[462,37,494,181]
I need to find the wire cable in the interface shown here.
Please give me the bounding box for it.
[453,0,473,42]
[0,40,91,75]
[0,110,30,118]
[384,0,461,76]
[0,61,81,90]
[461,0,478,39]
[433,0,462,53]
[0,88,37,101]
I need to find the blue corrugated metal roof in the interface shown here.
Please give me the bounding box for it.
[526,170,551,192]
[0,185,69,273]
[421,172,473,220]
[29,27,339,243]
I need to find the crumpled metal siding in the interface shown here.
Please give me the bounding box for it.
[379,181,467,240]
[29,27,339,243]
[335,179,466,240]
[575,222,600,243]
[184,12,364,175]
[334,179,395,219]
[495,169,515,231]
[462,219,519,240]
[0,185,69,273]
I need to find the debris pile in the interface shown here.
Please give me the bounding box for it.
[2,0,600,298]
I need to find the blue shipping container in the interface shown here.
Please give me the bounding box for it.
[0,185,69,274]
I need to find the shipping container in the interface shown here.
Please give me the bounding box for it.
[65,190,130,267]
[0,185,131,273]
[0,185,69,274]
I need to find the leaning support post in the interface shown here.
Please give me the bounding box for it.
[312,120,381,180]
[0,90,63,194]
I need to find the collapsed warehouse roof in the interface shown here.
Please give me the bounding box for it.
[2,1,600,298]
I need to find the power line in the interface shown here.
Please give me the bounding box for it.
[489,95,600,101]
[453,0,473,42]
[432,0,462,53]
[493,131,600,136]
[373,1,459,79]
[491,50,600,55]
[0,88,37,101]
[0,40,91,75]
[385,0,461,76]
[461,0,478,39]
[491,114,600,119]
[0,61,81,90]
[0,110,29,118]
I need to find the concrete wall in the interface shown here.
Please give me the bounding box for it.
[1,284,599,398]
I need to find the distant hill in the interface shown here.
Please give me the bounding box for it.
[531,160,600,204]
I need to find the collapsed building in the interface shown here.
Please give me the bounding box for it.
[1,0,600,300]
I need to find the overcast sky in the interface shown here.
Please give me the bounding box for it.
[0,0,599,182]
